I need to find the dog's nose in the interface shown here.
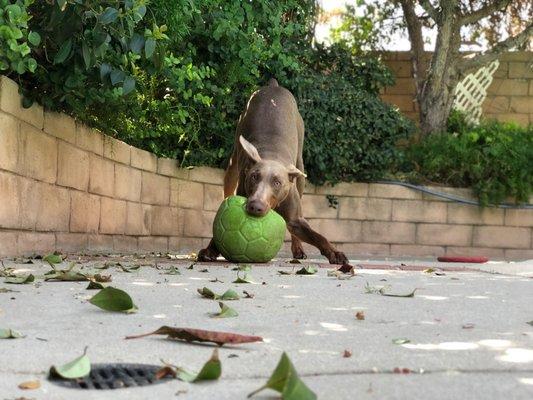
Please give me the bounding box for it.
[246,200,267,216]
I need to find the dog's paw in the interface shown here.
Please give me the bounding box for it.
[325,250,348,265]
[197,248,219,262]
[292,249,307,260]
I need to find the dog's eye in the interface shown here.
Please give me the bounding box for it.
[273,180,281,187]
[250,173,258,181]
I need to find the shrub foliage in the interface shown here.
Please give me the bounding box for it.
[405,112,533,205]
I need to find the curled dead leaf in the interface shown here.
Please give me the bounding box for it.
[355,311,365,320]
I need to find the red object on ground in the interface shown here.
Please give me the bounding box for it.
[437,256,489,263]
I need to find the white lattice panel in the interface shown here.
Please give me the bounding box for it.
[453,59,500,124]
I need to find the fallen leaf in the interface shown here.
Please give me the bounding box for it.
[187,263,195,270]
[18,380,40,390]
[233,272,254,284]
[212,302,238,318]
[164,266,181,275]
[125,326,263,346]
[364,282,387,294]
[4,274,35,284]
[278,270,294,275]
[93,273,111,282]
[355,311,365,320]
[154,366,176,380]
[289,259,301,264]
[462,323,475,329]
[232,264,251,272]
[527,321,533,326]
[0,328,24,339]
[44,263,88,282]
[248,352,316,399]
[197,287,239,301]
[342,350,352,358]
[177,349,222,382]
[86,281,105,290]
[296,266,318,275]
[89,287,138,313]
[43,253,63,266]
[49,348,90,379]
[380,288,417,298]
[328,270,354,280]
[119,264,140,273]
[423,268,435,273]
[243,291,254,299]
[0,287,17,293]
[392,338,410,345]
[209,278,223,283]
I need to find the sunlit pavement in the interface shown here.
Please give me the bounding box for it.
[0,255,532,399]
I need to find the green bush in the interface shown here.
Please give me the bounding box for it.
[3,0,412,186]
[286,45,414,185]
[405,113,533,205]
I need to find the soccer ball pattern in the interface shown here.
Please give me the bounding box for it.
[213,196,286,262]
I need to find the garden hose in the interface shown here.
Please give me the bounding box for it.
[376,180,533,210]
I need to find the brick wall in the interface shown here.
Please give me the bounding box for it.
[1,76,532,260]
[380,51,533,125]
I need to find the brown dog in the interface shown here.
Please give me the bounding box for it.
[198,79,348,265]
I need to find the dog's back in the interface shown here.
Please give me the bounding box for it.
[236,79,303,166]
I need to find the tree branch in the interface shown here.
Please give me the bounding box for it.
[457,21,533,73]
[459,0,511,26]
[419,0,440,24]
[398,0,428,89]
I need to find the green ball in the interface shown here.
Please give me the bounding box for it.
[213,196,286,263]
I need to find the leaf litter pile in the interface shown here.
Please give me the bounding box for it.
[1,253,424,398]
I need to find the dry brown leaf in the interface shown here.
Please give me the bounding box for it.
[18,380,40,390]
[342,350,352,358]
[355,311,365,320]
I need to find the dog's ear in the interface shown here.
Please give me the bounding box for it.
[287,164,306,182]
[239,136,262,163]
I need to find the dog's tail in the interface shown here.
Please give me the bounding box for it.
[267,78,279,87]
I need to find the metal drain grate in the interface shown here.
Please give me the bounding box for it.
[49,363,173,390]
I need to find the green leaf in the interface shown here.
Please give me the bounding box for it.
[129,33,144,54]
[89,287,137,313]
[176,349,222,382]
[295,266,318,275]
[86,281,104,290]
[164,266,181,275]
[26,57,37,73]
[53,39,72,64]
[232,264,251,272]
[527,321,533,326]
[43,253,62,265]
[232,272,254,284]
[99,7,119,24]
[110,69,126,85]
[122,75,135,95]
[49,348,90,379]
[144,38,156,58]
[0,328,24,339]
[4,274,34,284]
[82,42,91,69]
[27,31,41,46]
[379,288,417,298]
[99,63,112,80]
[248,352,316,399]
[212,302,238,318]
[198,287,239,300]
[392,338,410,345]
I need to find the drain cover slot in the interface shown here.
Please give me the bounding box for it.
[49,363,173,390]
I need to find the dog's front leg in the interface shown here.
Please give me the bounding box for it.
[287,218,348,265]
